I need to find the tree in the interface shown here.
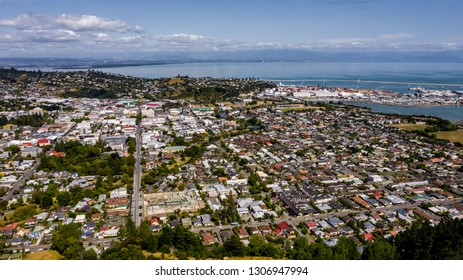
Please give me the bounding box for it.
[362,239,397,260]
[291,237,312,260]
[83,248,98,260]
[223,235,246,257]
[331,237,360,260]
[5,145,20,156]
[57,192,71,206]
[51,223,84,259]
[11,204,37,221]
[159,226,174,247]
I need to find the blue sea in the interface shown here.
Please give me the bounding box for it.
[97,61,463,93]
[72,62,463,122]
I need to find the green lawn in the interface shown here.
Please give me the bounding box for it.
[388,123,430,131]
[25,250,63,260]
[433,130,463,144]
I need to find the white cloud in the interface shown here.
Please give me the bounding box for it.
[94,33,110,42]
[118,35,143,44]
[155,34,214,44]
[0,13,141,33]
[56,14,133,32]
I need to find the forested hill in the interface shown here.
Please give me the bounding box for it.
[0,68,275,101]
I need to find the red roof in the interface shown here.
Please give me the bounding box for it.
[364,233,375,241]
[50,151,65,157]
[277,221,290,231]
[38,139,49,144]
[150,217,159,226]
[0,222,19,232]
[306,221,317,228]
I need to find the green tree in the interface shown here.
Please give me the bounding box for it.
[57,192,71,206]
[332,237,361,260]
[51,223,84,259]
[11,204,37,221]
[362,239,397,260]
[223,235,246,257]
[291,237,313,259]
[83,248,98,260]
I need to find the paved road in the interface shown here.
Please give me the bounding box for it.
[131,108,143,227]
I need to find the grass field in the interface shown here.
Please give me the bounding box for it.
[167,156,191,169]
[142,251,180,260]
[25,250,62,260]
[388,123,430,131]
[433,130,463,143]
[168,77,183,85]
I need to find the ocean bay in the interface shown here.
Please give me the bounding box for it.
[95,61,463,122]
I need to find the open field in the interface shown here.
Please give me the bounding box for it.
[167,156,191,169]
[25,250,62,260]
[388,123,431,131]
[142,251,180,260]
[433,130,463,143]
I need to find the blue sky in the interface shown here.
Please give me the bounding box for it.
[0,0,462,57]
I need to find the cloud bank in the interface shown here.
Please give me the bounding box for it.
[0,13,462,57]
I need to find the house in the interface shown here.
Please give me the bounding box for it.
[74,214,86,223]
[200,214,213,226]
[258,225,273,235]
[50,150,66,157]
[192,218,202,227]
[277,221,290,231]
[37,138,50,147]
[28,231,41,239]
[236,227,250,239]
[220,230,235,241]
[306,221,318,229]
[21,146,41,158]
[200,231,217,245]
[150,217,160,226]
[364,233,375,242]
[91,213,102,221]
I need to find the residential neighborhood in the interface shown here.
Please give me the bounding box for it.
[0,69,462,260]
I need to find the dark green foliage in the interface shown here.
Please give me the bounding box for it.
[126,137,136,154]
[392,219,463,259]
[223,235,246,257]
[12,114,48,127]
[51,223,84,259]
[0,115,8,126]
[64,88,117,99]
[173,225,207,258]
[290,237,313,259]
[331,237,361,260]
[0,200,8,211]
[425,118,457,132]
[100,244,145,260]
[11,204,37,221]
[362,239,398,260]
[216,193,241,224]
[83,249,98,260]
[39,141,134,176]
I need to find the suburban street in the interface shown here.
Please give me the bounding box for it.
[131,107,143,227]
[190,198,462,239]
[1,122,77,202]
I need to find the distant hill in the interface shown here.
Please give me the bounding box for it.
[2,49,463,69]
